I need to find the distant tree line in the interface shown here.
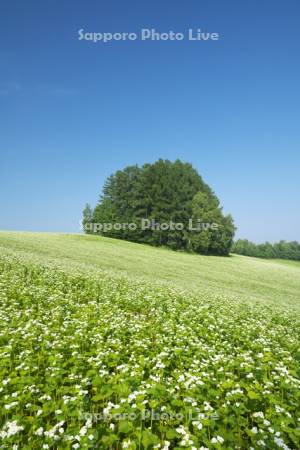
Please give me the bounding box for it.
[83,159,235,256]
[232,239,300,260]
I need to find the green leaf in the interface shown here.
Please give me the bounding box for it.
[142,430,159,448]
[119,421,133,434]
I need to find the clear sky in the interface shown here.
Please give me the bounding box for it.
[0,0,299,242]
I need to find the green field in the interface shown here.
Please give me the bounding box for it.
[1,231,300,308]
[0,231,299,449]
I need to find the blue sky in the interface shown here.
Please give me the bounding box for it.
[0,0,299,242]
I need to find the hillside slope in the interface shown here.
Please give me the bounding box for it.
[0,231,299,308]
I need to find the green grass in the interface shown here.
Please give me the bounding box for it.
[0,231,299,449]
[0,231,299,309]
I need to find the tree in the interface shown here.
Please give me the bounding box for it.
[82,204,93,233]
[84,159,235,255]
[188,192,235,255]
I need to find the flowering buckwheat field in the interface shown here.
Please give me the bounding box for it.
[0,233,299,449]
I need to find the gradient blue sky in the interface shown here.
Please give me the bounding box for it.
[0,0,299,242]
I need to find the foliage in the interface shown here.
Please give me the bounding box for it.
[232,239,300,261]
[82,204,94,234]
[88,159,235,256]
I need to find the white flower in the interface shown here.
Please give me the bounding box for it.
[192,420,203,430]
[211,435,224,444]
[176,425,187,435]
[253,411,264,419]
[34,427,44,436]
[79,425,87,436]
[274,437,291,450]
[0,420,24,438]
[4,401,18,410]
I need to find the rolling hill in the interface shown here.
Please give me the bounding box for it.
[0,231,299,308]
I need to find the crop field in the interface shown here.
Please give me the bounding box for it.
[0,232,299,449]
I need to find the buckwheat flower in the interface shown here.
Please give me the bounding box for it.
[253,412,264,419]
[34,427,44,436]
[109,423,115,430]
[37,409,43,416]
[274,437,291,450]
[275,405,284,413]
[122,439,132,449]
[2,378,10,385]
[4,401,18,410]
[79,425,87,436]
[88,434,94,440]
[211,435,224,444]
[42,445,49,449]
[72,444,80,449]
[192,420,203,430]
[0,420,24,438]
[55,409,62,414]
[251,427,258,434]
[162,441,170,450]
[176,425,186,435]
[204,401,213,411]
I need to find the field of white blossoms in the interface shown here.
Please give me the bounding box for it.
[0,234,299,449]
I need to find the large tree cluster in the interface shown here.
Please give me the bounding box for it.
[83,159,235,255]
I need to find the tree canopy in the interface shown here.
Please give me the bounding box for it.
[83,159,235,255]
[232,239,300,260]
